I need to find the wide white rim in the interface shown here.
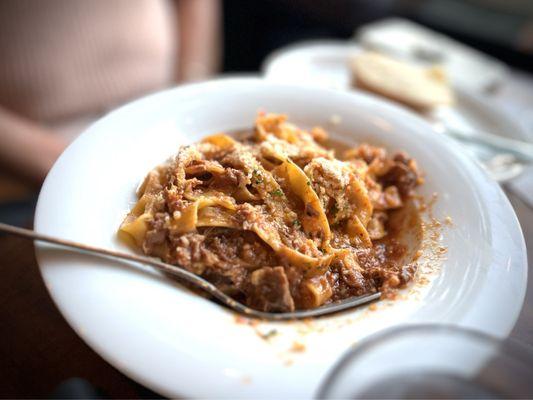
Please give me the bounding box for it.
[34,78,527,398]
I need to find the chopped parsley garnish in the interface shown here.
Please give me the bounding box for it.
[292,220,301,227]
[271,189,283,197]
[252,169,263,184]
[306,181,311,186]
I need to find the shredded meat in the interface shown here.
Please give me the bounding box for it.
[216,167,249,188]
[344,143,387,164]
[381,163,419,196]
[248,267,295,312]
[172,233,209,274]
[143,213,167,253]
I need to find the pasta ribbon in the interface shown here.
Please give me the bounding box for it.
[301,275,333,308]
[251,219,333,270]
[197,207,239,229]
[119,212,151,247]
[346,215,372,247]
[186,192,237,210]
[273,159,331,243]
[348,175,373,226]
[170,193,238,233]
[201,133,238,149]
[170,202,198,233]
[119,193,156,246]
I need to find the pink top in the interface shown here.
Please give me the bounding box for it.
[0,0,176,126]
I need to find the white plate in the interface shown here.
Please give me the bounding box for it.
[35,78,527,398]
[262,40,530,141]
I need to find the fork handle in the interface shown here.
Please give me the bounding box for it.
[0,222,381,320]
[443,125,533,163]
[0,222,230,304]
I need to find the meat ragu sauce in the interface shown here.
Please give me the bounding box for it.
[119,113,424,312]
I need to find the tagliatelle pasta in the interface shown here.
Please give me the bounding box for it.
[119,113,424,312]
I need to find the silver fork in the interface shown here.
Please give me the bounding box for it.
[433,122,533,165]
[0,222,380,320]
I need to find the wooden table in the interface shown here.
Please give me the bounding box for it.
[0,233,155,398]
[0,190,531,398]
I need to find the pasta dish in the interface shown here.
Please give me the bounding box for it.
[119,113,423,312]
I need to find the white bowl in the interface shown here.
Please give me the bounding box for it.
[35,78,527,398]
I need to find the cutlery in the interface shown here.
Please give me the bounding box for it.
[433,122,533,163]
[0,222,380,321]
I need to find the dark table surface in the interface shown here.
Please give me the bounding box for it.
[0,233,153,398]
[0,190,531,398]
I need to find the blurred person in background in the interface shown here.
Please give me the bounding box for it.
[0,0,221,196]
